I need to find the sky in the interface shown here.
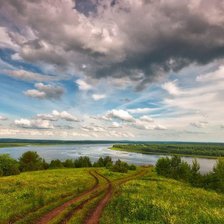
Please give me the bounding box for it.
[0,0,224,142]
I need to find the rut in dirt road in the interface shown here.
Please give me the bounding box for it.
[84,172,112,224]
[84,170,147,224]
[58,171,109,224]
[35,171,99,224]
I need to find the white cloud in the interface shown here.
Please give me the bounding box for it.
[24,83,64,100]
[140,115,154,122]
[106,109,134,122]
[37,110,79,122]
[92,94,106,101]
[0,115,8,121]
[162,80,181,96]
[109,122,122,128]
[14,118,54,129]
[76,79,92,91]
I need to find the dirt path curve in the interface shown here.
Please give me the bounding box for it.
[59,171,109,224]
[36,171,99,224]
[84,170,146,224]
[84,172,112,224]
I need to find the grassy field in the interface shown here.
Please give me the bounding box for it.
[0,168,97,223]
[0,167,136,224]
[101,168,224,224]
[111,143,224,158]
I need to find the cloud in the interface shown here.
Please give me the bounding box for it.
[127,108,153,114]
[1,0,224,89]
[76,79,92,91]
[109,122,122,128]
[14,118,54,129]
[140,115,154,122]
[196,65,224,82]
[5,69,54,82]
[106,109,134,122]
[92,94,106,101]
[162,81,181,96]
[191,121,208,128]
[37,110,79,122]
[0,115,8,121]
[24,83,64,100]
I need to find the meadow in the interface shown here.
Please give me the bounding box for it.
[0,167,136,224]
[101,168,224,224]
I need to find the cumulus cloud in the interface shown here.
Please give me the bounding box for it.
[37,110,79,122]
[24,83,64,100]
[92,94,106,101]
[1,0,224,89]
[106,109,134,122]
[76,79,92,91]
[140,115,154,122]
[14,118,54,129]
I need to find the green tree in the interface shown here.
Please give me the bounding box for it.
[212,158,224,192]
[19,151,44,171]
[155,157,171,177]
[0,154,20,176]
[190,159,201,186]
[49,159,64,169]
[63,159,74,168]
[74,156,92,168]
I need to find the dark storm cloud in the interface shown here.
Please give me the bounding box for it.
[0,0,224,89]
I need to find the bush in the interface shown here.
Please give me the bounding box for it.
[19,151,44,172]
[111,159,129,173]
[0,154,20,176]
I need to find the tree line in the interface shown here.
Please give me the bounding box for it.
[156,155,224,193]
[0,151,136,176]
[114,143,224,157]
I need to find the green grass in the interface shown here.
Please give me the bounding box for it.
[0,143,30,148]
[0,167,139,224]
[0,168,95,223]
[100,168,224,224]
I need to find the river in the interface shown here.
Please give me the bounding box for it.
[0,144,217,173]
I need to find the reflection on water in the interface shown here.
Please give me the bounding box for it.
[0,144,217,173]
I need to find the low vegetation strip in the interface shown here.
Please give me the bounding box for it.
[112,143,224,157]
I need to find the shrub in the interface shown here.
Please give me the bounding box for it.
[111,159,129,173]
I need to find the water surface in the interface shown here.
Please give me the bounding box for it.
[0,144,217,173]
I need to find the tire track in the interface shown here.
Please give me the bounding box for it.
[35,171,99,224]
[84,170,147,224]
